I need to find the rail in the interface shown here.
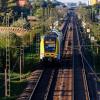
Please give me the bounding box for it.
[28,68,55,100]
[72,19,74,100]
[28,70,44,100]
[62,17,74,100]
[16,70,43,100]
[76,23,91,100]
[44,70,55,100]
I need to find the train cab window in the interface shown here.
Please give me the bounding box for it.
[44,38,56,52]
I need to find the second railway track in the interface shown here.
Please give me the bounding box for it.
[73,16,91,100]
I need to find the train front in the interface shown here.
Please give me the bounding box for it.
[40,33,59,63]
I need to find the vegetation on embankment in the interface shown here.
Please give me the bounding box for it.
[77,7,100,39]
[77,5,100,72]
[0,2,66,99]
[0,51,39,100]
[0,19,39,100]
[0,72,28,100]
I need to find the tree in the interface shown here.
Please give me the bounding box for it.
[0,0,16,25]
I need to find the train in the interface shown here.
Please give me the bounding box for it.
[40,29,63,63]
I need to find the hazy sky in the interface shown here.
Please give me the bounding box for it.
[58,0,88,4]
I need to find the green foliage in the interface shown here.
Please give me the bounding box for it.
[0,0,16,25]
[0,73,4,97]
[11,18,27,28]
[91,23,100,37]
[0,72,28,100]
[0,32,23,48]
[78,7,91,23]
[35,8,43,17]
[78,6,100,73]
[10,34,22,46]
[78,7,100,40]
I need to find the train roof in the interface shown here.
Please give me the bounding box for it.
[45,32,58,39]
[43,29,62,39]
[51,29,62,36]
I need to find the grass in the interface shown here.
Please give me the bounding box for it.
[10,80,27,97]
[0,72,28,100]
[24,53,39,73]
[94,54,100,73]
[90,43,100,73]
[0,73,4,97]
[0,52,40,100]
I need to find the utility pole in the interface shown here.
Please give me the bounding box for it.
[5,13,10,96]
[88,0,89,6]
[19,12,24,81]
[22,13,24,74]
[41,1,48,34]
[19,41,24,81]
[19,46,23,81]
[36,33,40,54]
[48,0,51,17]
[42,4,45,34]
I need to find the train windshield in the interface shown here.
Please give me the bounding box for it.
[44,38,56,52]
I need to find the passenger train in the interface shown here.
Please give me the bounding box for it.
[40,29,63,63]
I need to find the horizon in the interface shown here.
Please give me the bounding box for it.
[57,0,88,4]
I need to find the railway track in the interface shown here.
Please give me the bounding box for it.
[63,21,73,59]
[77,19,97,100]
[73,16,91,100]
[50,17,74,100]
[29,68,55,100]
[52,68,73,100]
[58,17,73,100]
[29,17,74,100]
[17,69,43,100]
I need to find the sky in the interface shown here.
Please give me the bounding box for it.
[58,0,88,4]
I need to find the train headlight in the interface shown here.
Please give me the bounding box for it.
[40,53,44,59]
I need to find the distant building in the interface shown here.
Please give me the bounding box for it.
[78,1,87,7]
[67,2,77,9]
[90,0,97,5]
[17,0,28,7]
[98,0,100,2]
